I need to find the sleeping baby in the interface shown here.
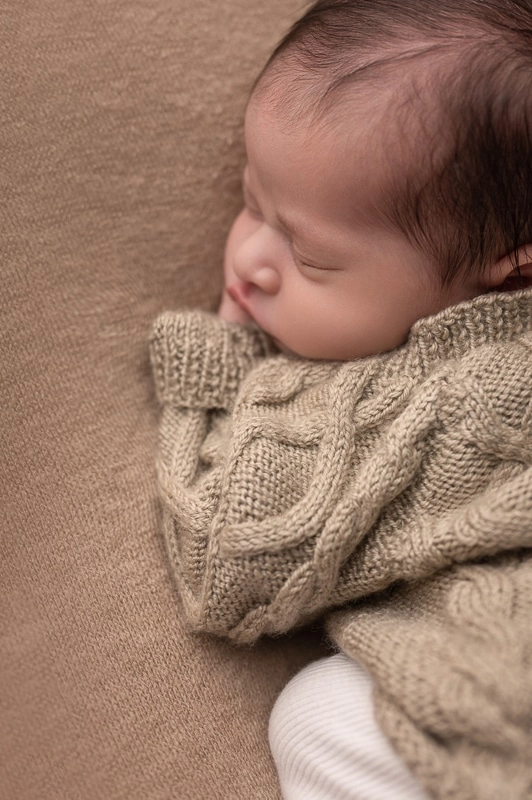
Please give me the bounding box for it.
[150,1,532,797]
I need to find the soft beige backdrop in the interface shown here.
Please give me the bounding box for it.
[1,1,325,797]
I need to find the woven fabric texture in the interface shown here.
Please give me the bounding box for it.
[1,2,322,798]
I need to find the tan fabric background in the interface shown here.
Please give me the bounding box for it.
[1,1,325,797]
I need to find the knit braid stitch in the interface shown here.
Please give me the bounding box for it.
[150,289,532,799]
[150,290,532,640]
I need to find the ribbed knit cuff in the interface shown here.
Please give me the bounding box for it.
[149,309,271,409]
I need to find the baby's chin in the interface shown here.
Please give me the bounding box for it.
[270,337,297,357]
[256,327,296,357]
[265,333,325,360]
[258,323,349,361]
[264,331,370,361]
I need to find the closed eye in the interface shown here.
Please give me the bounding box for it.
[302,263,328,271]
[294,255,334,273]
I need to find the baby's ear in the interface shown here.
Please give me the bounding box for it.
[488,245,532,290]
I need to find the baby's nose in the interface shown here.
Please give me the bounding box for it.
[249,265,281,294]
[233,228,282,293]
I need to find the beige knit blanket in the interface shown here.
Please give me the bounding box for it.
[150,289,532,800]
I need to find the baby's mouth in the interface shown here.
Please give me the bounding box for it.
[226,283,282,348]
[226,283,253,317]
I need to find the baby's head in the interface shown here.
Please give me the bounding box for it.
[223,0,532,360]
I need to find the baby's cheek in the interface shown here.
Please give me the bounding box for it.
[280,304,327,358]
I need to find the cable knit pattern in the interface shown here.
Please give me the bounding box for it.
[150,289,532,800]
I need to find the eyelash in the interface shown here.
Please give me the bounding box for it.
[294,255,330,273]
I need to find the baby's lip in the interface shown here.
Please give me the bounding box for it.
[226,282,252,315]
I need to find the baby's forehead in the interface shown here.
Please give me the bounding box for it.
[245,62,450,250]
[248,60,437,178]
[252,49,441,140]
[246,96,413,226]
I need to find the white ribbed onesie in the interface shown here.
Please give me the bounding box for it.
[269,654,430,800]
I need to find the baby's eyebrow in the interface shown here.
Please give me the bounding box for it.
[276,211,299,237]
[276,209,317,245]
[243,171,317,245]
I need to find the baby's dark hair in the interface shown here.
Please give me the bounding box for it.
[256,0,532,286]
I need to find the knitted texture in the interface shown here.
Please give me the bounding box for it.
[150,289,532,799]
[328,556,532,800]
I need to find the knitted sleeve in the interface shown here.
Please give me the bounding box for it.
[149,309,283,640]
[149,309,272,410]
